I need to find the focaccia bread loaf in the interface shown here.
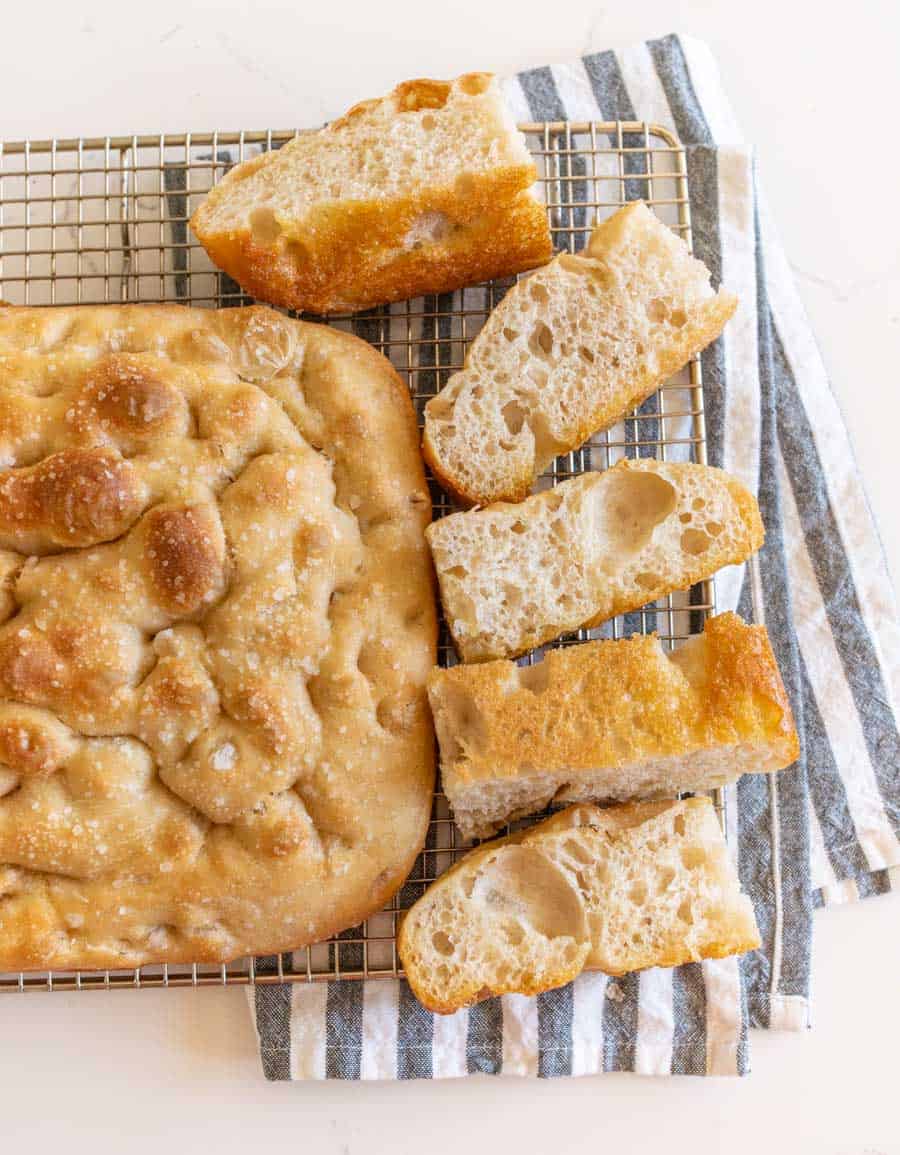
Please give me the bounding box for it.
[423,201,737,505]
[429,612,799,839]
[398,797,760,1013]
[0,304,437,971]
[427,458,764,663]
[191,73,553,314]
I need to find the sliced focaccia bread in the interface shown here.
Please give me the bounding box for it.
[191,73,552,314]
[398,797,760,1013]
[429,612,799,839]
[426,458,764,663]
[422,201,737,505]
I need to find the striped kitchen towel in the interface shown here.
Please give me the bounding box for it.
[252,33,900,1078]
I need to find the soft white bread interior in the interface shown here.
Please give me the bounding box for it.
[398,797,760,1013]
[191,73,552,314]
[422,201,737,506]
[427,458,764,663]
[429,612,799,839]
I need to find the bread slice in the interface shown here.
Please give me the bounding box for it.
[427,458,764,663]
[422,201,737,506]
[190,74,553,314]
[429,612,798,839]
[398,797,760,1013]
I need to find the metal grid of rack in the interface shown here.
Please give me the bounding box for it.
[0,121,716,991]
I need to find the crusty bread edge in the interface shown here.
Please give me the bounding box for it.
[192,164,552,314]
[429,610,799,797]
[397,825,588,1014]
[9,846,427,973]
[592,924,761,979]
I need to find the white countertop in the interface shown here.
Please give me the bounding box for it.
[2,1,898,1151]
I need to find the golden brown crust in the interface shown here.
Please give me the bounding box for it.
[194,170,552,315]
[190,72,553,313]
[402,963,579,1016]
[0,304,437,971]
[335,76,489,126]
[698,613,800,761]
[0,449,149,552]
[142,504,227,615]
[429,611,799,796]
[404,918,762,1013]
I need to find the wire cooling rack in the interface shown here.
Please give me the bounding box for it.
[0,121,717,991]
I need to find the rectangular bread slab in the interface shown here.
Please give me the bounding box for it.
[428,612,799,839]
[0,303,437,971]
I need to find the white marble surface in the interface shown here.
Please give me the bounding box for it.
[1,1,898,1151]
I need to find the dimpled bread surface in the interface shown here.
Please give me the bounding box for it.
[0,304,436,970]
